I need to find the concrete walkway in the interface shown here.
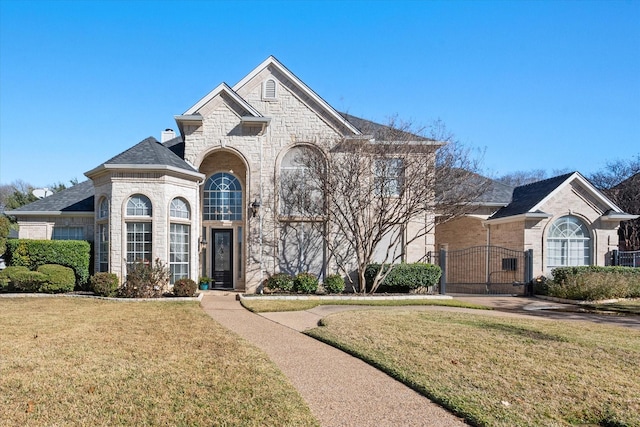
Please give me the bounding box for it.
[200,292,467,427]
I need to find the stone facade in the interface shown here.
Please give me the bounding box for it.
[15,215,94,241]
[14,59,630,293]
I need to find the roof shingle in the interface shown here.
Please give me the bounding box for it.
[101,136,197,172]
[8,180,95,213]
[489,172,575,219]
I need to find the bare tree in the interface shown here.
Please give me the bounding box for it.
[589,154,640,251]
[281,117,487,293]
[496,168,572,188]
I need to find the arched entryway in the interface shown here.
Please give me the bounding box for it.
[199,150,248,290]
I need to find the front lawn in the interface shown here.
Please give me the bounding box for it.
[0,298,318,427]
[307,309,640,426]
[240,297,490,313]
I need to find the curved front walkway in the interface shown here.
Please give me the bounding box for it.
[200,293,467,427]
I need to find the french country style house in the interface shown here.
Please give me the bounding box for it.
[7,57,441,292]
[7,57,636,292]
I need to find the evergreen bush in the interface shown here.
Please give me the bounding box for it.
[265,273,295,293]
[5,239,90,288]
[37,264,75,293]
[0,266,30,291]
[294,272,318,294]
[323,274,345,294]
[10,270,48,292]
[365,263,442,293]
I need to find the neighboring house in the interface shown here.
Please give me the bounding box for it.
[435,172,639,278]
[7,56,439,292]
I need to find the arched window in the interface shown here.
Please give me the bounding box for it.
[170,197,190,219]
[203,173,242,221]
[126,194,152,264]
[98,197,109,219]
[97,197,109,272]
[547,216,591,268]
[280,146,324,217]
[278,146,327,279]
[169,198,190,283]
[127,194,152,216]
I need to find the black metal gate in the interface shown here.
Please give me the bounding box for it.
[430,246,533,295]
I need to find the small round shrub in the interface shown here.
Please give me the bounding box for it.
[37,264,76,293]
[294,272,318,294]
[173,278,198,297]
[0,266,29,290]
[265,273,295,293]
[10,270,48,292]
[90,272,119,297]
[324,274,345,294]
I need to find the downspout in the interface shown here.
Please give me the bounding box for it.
[196,176,206,281]
[259,132,264,287]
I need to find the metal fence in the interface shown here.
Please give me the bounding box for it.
[426,246,533,295]
[608,250,640,267]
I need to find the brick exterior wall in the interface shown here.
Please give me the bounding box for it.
[435,179,623,279]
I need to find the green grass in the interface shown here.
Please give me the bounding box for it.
[0,297,319,427]
[306,309,640,427]
[240,297,491,313]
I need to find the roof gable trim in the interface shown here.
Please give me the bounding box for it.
[530,172,622,214]
[232,56,362,136]
[85,164,205,180]
[184,83,262,117]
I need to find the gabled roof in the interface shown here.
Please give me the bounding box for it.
[183,82,264,117]
[468,173,514,206]
[489,173,574,220]
[487,171,633,222]
[6,180,95,215]
[233,56,362,136]
[85,137,201,178]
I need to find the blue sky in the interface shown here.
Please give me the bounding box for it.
[1,0,638,188]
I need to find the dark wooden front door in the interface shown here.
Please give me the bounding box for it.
[211,229,233,288]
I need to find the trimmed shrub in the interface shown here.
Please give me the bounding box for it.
[90,272,119,297]
[119,258,169,298]
[5,239,90,288]
[294,272,318,294]
[323,274,345,294]
[0,266,30,291]
[265,273,295,293]
[10,270,48,292]
[173,278,198,297]
[365,263,442,293]
[37,264,75,293]
[549,266,640,300]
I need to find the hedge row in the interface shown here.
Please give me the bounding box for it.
[0,264,76,293]
[264,272,320,294]
[5,239,90,288]
[365,263,442,293]
[547,266,640,300]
